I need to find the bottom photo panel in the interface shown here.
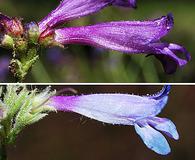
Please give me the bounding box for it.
[0,85,194,160]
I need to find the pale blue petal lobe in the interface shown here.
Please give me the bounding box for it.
[135,124,171,155]
[147,117,179,140]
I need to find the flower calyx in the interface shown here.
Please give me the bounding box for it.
[0,85,56,144]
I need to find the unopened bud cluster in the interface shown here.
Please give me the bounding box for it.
[0,14,59,80]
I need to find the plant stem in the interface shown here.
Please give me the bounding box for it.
[0,142,7,160]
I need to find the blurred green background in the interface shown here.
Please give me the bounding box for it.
[6,85,195,160]
[0,0,195,82]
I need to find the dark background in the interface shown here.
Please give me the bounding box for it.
[0,0,195,83]
[6,85,195,160]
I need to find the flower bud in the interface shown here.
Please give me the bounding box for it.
[32,87,56,113]
[0,14,24,37]
[25,22,40,44]
[0,34,14,49]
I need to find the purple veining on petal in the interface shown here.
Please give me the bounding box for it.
[38,0,113,32]
[54,14,190,73]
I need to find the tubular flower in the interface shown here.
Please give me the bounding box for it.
[46,85,179,155]
[0,0,191,80]
[38,0,136,33]
[53,14,190,74]
[0,0,136,80]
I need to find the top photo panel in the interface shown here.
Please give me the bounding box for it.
[0,0,193,83]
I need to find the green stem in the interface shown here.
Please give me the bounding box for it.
[0,142,7,160]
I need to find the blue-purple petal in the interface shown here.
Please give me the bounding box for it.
[147,85,171,100]
[151,43,191,74]
[55,14,173,48]
[147,117,179,140]
[135,123,171,155]
[47,86,169,124]
[45,86,179,155]
[38,0,112,32]
[54,14,190,73]
[39,0,137,32]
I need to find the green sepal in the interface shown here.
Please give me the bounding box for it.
[26,23,40,44]
[0,85,56,145]
[15,38,28,54]
[1,35,14,49]
[10,52,39,80]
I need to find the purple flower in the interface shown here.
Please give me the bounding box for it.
[0,0,191,78]
[113,0,137,8]
[46,85,179,155]
[53,14,190,74]
[0,13,23,36]
[38,0,136,33]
